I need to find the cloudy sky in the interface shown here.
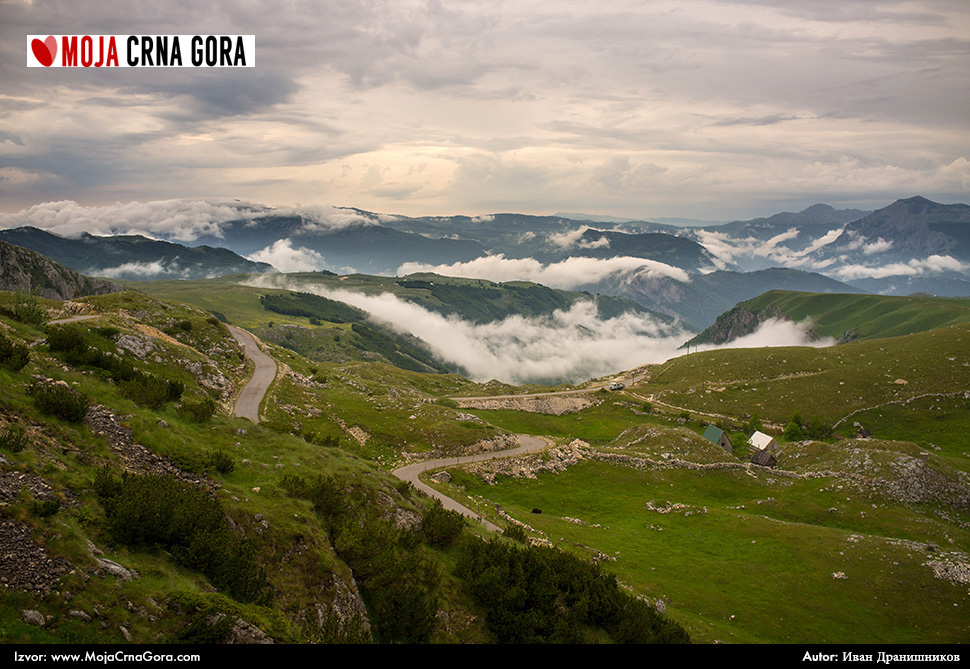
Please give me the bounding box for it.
[2,0,969,221]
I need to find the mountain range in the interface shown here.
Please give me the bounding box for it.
[1,196,967,329]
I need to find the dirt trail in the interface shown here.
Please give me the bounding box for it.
[227,325,278,423]
[392,435,550,532]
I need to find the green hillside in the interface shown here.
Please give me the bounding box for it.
[3,277,968,646]
[690,290,970,346]
[0,290,688,645]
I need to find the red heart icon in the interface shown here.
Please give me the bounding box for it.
[31,35,57,67]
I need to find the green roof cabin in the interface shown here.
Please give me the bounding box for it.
[702,425,733,454]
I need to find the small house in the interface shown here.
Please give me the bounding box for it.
[751,447,777,468]
[702,425,733,454]
[748,430,779,452]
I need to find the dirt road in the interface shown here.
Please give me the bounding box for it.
[392,434,549,532]
[227,325,277,423]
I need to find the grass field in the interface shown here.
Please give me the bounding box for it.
[436,450,970,644]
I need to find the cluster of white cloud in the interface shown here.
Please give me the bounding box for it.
[398,254,690,290]
[694,318,835,353]
[244,276,845,385]
[547,226,610,250]
[94,260,173,279]
[247,239,325,273]
[292,206,378,233]
[831,255,970,281]
[0,199,377,243]
[691,226,833,272]
[0,200,248,241]
[247,276,688,384]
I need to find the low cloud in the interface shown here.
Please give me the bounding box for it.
[398,253,690,289]
[292,206,378,233]
[548,225,610,250]
[692,226,845,271]
[247,239,323,273]
[244,275,689,384]
[832,254,970,280]
[0,199,376,243]
[95,260,172,279]
[0,199,249,241]
[696,318,836,352]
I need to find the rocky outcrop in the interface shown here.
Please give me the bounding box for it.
[83,405,208,485]
[0,240,123,300]
[455,394,599,415]
[467,439,590,483]
[0,518,72,595]
[688,305,793,346]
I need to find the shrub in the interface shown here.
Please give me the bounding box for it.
[0,293,47,325]
[279,473,313,500]
[93,326,120,340]
[421,499,465,548]
[436,398,459,409]
[0,333,30,372]
[180,397,217,423]
[304,431,339,448]
[783,422,804,441]
[118,374,180,409]
[806,418,832,440]
[0,424,28,453]
[28,379,89,422]
[503,523,526,543]
[30,498,61,518]
[95,471,270,605]
[457,538,690,644]
[207,450,235,475]
[46,325,89,356]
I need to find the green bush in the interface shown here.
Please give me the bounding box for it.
[179,397,217,423]
[0,293,47,325]
[303,430,339,448]
[28,379,89,422]
[421,499,465,548]
[94,470,270,605]
[46,324,88,356]
[207,450,235,475]
[0,333,29,372]
[783,421,805,441]
[29,498,61,518]
[503,523,526,543]
[457,538,690,644]
[0,424,28,453]
[279,473,438,643]
[119,374,183,409]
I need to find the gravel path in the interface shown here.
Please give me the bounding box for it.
[227,325,278,423]
[392,434,550,532]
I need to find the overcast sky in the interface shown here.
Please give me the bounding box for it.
[2,0,969,221]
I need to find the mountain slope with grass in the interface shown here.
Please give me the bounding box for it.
[426,322,970,643]
[0,288,690,645]
[688,290,970,346]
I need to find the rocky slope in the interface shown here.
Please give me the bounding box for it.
[0,240,123,299]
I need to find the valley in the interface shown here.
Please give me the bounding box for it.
[0,200,968,646]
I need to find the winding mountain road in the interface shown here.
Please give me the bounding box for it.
[227,325,277,423]
[392,435,550,532]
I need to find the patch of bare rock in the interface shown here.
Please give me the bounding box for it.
[84,405,208,486]
[455,394,598,415]
[466,439,590,483]
[0,517,71,595]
